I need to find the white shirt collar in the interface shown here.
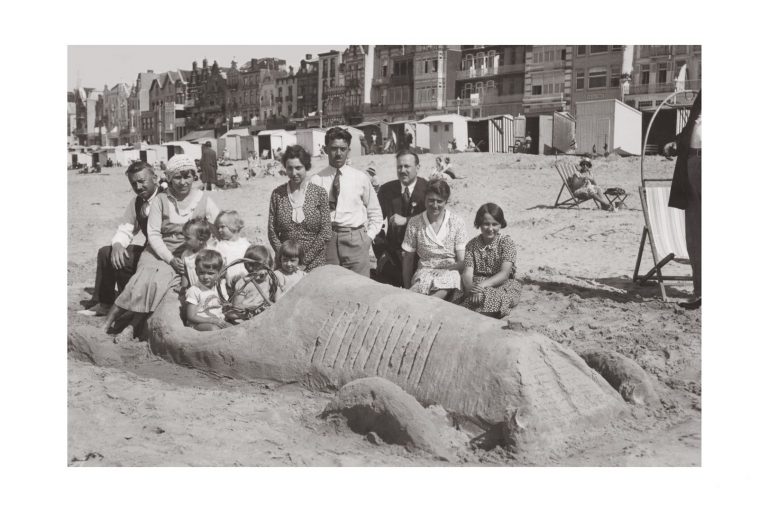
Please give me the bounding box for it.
[400,180,417,195]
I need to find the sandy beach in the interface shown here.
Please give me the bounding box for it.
[67,151,700,466]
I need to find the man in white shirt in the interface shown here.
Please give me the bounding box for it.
[310,127,383,276]
[78,161,160,316]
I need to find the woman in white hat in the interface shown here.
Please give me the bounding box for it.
[103,154,221,341]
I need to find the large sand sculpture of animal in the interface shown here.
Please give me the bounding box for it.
[147,265,626,454]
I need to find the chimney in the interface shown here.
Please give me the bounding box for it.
[147,69,154,74]
[306,54,312,60]
[289,65,294,76]
[192,61,197,71]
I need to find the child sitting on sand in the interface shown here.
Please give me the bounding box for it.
[184,249,230,331]
[430,156,464,181]
[214,210,251,287]
[275,239,307,294]
[180,218,215,290]
[456,203,522,319]
[230,245,283,319]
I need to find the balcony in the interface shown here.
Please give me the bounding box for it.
[455,64,524,80]
[389,74,413,85]
[628,79,700,95]
[638,45,673,58]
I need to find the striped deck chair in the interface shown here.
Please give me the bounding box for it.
[632,180,692,300]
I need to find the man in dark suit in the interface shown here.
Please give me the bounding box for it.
[668,91,701,309]
[200,141,218,191]
[373,149,428,287]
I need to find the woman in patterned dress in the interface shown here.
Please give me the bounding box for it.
[457,203,522,318]
[401,179,467,300]
[267,145,331,271]
[103,154,220,341]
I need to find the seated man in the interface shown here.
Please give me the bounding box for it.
[78,161,161,316]
[373,149,428,287]
[568,157,615,211]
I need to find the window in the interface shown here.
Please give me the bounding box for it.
[657,62,668,83]
[444,125,449,132]
[433,125,438,133]
[590,45,609,54]
[486,80,495,92]
[612,45,623,51]
[610,66,620,87]
[432,59,438,72]
[577,45,587,56]
[640,65,650,85]
[381,64,387,77]
[576,70,585,90]
[532,84,542,95]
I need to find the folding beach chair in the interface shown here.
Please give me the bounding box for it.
[553,160,627,209]
[554,160,597,209]
[632,180,692,301]
[632,88,698,301]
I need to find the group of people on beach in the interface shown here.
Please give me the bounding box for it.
[80,126,525,340]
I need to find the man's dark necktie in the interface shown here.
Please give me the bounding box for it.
[401,186,411,216]
[329,169,341,211]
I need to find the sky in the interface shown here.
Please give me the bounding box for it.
[67,45,349,90]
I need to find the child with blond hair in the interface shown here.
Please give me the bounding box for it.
[213,210,250,286]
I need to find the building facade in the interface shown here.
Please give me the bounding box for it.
[411,45,460,117]
[103,83,132,146]
[453,45,524,117]
[317,51,345,127]
[295,56,319,122]
[276,72,297,121]
[570,45,625,111]
[341,45,366,125]
[523,45,573,115]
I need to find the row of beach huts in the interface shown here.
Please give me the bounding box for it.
[69,99,642,168]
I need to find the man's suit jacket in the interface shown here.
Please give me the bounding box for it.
[669,91,701,210]
[375,177,428,258]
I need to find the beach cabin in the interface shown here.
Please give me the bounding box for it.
[386,120,430,151]
[336,125,365,156]
[239,136,259,160]
[257,129,297,159]
[217,128,250,160]
[355,121,387,151]
[537,112,576,155]
[466,114,516,153]
[296,128,327,157]
[162,141,202,161]
[113,146,139,166]
[418,114,470,154]
[92,147,116,166]
[575,99,642,156]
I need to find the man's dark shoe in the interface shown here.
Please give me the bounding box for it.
[678,297,701,310]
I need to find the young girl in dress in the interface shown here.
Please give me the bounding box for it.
[456,203,522,319]
[231,245,283,319]
[214,210,250,287]
[180,218,215,290]
[185,249,230,331]
[275,239,307,294]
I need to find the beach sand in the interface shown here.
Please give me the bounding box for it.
[67,152,700,466]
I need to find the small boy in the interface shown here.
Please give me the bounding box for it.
[185,249,229,331]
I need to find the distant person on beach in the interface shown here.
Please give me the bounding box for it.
[200,141,218,191]
[310,127,383,277]
[78,161,161,317]
[568,157,615,211]
[401,179,467,300]
[373,149,428,287]
[456,203,522,318]
[668,91,701,310]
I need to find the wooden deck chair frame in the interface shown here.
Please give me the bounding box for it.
[632,89,697,301]
[553,159,599,209]
[632,179,692,301]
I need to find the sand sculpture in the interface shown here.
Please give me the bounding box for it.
[147,265,626,454]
